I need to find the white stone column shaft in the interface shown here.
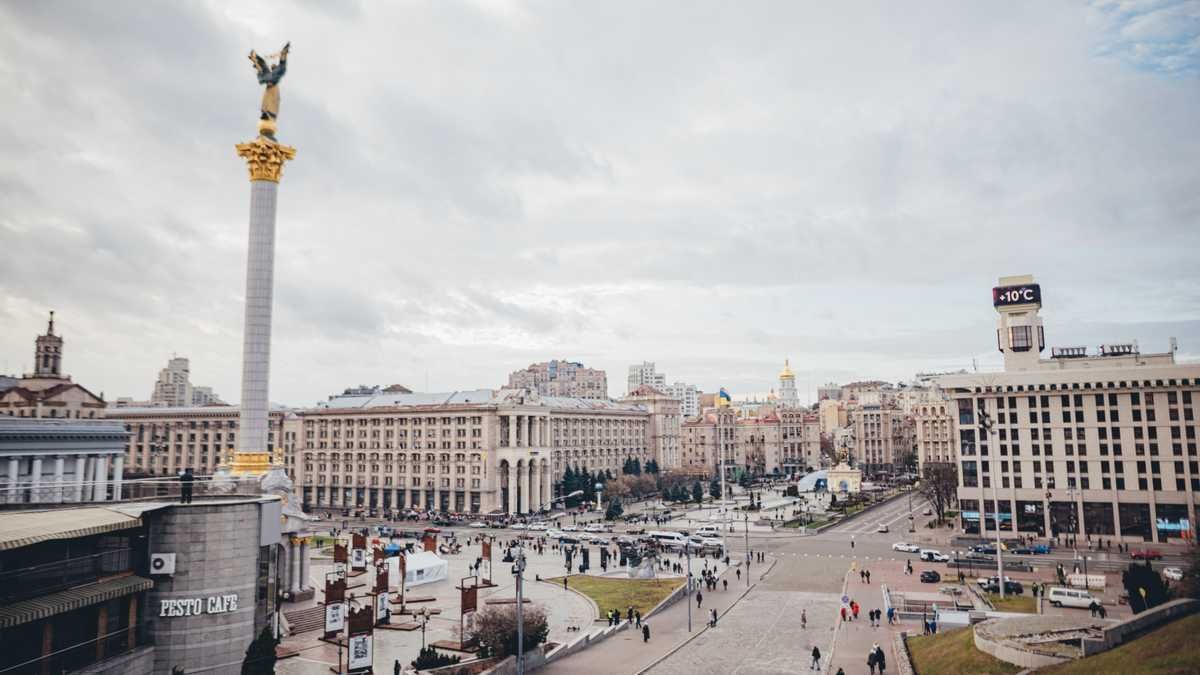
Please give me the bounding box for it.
[237,180,280,455]
[53,456,65,503]
[290,540,302,593]
[93,455,108,501]
[300,539,310,590]
[74,456,87,502]
[507,415,515,448]
[112,455,124,501]
[507,464,517,514]
[30,457,43,503]
[520,462,530,514]
[7,457,20,504]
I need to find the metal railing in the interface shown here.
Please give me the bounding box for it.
[0,622,149,674]
[0,474,266,506]
[0,549,133,605]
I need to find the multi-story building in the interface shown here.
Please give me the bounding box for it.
[0,313,106,419]
[913,387,957,471]
[507,360,608,399]
[665,382,701,418]
[681,406,821,477]
[627,362,667,394]
[1,417,129,503]
[290,388,653,515]
[621,385,682,469]
[938,275,1200,543]
[818,398,847,435]
[104,405,289,477]
[778,359,800,407]
[149,356,223,407]
[849,405,915,477]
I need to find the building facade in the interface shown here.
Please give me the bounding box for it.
[914,390,957,471]
[289,388,653,515]
[778,359,800,407]
[0,418,129,504]
[507,360,608,399]
[680,406,821,477]
[665,382,701,418]
[0,313,106,420]
[104,406,288,477]
[939,275,1200,543]
[849,405,915,477]
[627,362,667,394]
[620,385,682,470]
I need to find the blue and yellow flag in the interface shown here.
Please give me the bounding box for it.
[718,387,732,406]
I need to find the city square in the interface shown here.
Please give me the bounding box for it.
[2,2,1199,674]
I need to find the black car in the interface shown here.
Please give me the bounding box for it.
[981,578,1024,594]
[919,570,941,583]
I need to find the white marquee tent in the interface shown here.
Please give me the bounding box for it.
[387,551,448,588]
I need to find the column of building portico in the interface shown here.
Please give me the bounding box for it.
[529,459,540,512]
[111,455,124,501]
[73,456,86,502]
[7,457,20,504]
[290,538,302,594]
[279,540,291,595]
[52,456,65,503]
[30,457,43,503]
[300,537,311,590]
[507,415,516,448]
[91,455,108,501]
[506,463,517,514]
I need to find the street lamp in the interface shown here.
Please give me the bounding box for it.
[743,513,750,587]
[979,408,1006,599]
[512,541,528,675]
[419,606,432,649]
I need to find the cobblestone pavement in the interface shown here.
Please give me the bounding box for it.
[649,590,840,675]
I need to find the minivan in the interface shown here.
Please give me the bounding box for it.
[696,525,721,537]
[647,531,688,550]
[1047,586,1098,609]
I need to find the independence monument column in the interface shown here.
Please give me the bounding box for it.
[230,43,296,475]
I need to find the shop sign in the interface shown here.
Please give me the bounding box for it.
[159,594,239,617]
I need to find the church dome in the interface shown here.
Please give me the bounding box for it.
[778,358,795,380]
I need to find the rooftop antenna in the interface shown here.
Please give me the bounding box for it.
[972,357,978,373]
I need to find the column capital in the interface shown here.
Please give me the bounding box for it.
[235,136,296,182]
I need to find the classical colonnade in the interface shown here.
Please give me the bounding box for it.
[3,452,124,503]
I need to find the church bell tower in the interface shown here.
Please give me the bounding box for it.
[33,311,65,379]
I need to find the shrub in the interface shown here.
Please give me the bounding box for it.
[467,605,549,658]
[411,645,461,670]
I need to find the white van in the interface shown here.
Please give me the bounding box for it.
[1047,586,1099,609]
[696,525,721,537]
[648,531,688,550]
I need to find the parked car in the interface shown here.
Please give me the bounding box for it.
[1048,586,1098,609]
[919,570,941,583]
[971,544,997,555]
[979,576,1024,594]
[877,523,889,533]
[547,529,564,539]
[1131,549,1163,561]
[511,523,528,530]
[529,523,549,531]
[920,549,950,563]
[468,521,488,528]
[584,524,605,533]
[1164,567,1184,581]
[562,525,578,532]
[892,542,920,553]
[616,535,638,545]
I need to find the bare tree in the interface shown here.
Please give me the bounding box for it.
[918,462,958,523]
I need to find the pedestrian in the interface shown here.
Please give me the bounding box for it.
[860,570,866,583]
[810,646,821,670]
[876,644,887,673]
[723,578,728,591]
[737,568,741,581]
[836,669,845,675]
[179,467,195,504]
[840,606,847,622]
[852,601,860,621]
[1099,604,1107,619]
[866,570,871,584]
[697,590,703,608]
[563,577,568,590]
[868,648,878,675]
[887,606,895,625]
[635,610,642,628]
[1089,601,1098,617]
[710,607,718,627]
[642,623,650,643]
[801,609,807,629]
[394,658,401,675]
[628,606,634,622]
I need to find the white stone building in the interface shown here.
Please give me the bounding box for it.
[0,418,128,503]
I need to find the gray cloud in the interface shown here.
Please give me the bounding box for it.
[0,1,1197,406]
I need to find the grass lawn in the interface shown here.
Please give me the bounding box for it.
[547,575,683,617]
[906,627,1021,675]
[986,593,1036,613]
[1039,613,1200,675]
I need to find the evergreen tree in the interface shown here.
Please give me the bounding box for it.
[645,459,659,474]
[709,476,721,499]
[631,459,642,475]
[692,481,703,504]
[241,626,278,675]
[605,495,624,520]
[604,469,614,481]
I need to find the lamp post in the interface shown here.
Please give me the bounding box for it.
[419,606,431,649]
[979,408,1006,599]
[684,542,693,632]
[513,541,527,675]
[743,513,750,587]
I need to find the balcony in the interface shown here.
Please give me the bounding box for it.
[0,549,132,605]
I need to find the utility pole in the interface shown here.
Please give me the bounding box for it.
[743,513,750,587]
[685,542,693,632]
[979,408,1005,599]
[514,543,526,675]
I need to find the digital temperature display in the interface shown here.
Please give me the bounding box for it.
[993,284,1041,307]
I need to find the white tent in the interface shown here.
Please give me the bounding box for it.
[387,551,449,588]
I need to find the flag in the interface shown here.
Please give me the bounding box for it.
[718,388,732,406]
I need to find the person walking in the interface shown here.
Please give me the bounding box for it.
[697,590,704,608]
[723,578,728,591]
[840,606,847,622]
[394,659,401,675]
[868,648,878,675]
[801,608,807,629]
[810,646,821,670]
[642,623,650,643]
[710,607,718,627]
[860,570,866,583]
[736,568,741,581]
[866,569,871,584]
[179,468,195,504]
[851,601,860,621]
[875,644,887,673]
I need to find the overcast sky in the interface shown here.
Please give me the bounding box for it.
[1,1,1198,407]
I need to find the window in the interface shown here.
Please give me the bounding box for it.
[1010,325,1033,351]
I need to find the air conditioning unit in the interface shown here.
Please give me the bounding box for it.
[150,553,176,575]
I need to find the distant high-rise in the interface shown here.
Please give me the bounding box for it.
[627,362,667,394]
[149,357,223,407]
[507,360,608,399]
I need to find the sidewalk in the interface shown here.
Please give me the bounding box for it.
[829,559,912,675]
[539,562,748,674]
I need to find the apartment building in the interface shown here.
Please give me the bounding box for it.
[849,405,915,477]
[938,275,1200,543]
[680,406,821,477]
[621,385,682,469]
[914,395,957,470]
[507,360,608,399]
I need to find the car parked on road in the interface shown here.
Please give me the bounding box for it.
[529,523,549,531]
[877,523,889,533]
[971,544,997,555]
[1131,549,1163,561]
[584,523,605,533]
[469,521,488,528]
[1047,586,1097,608]
[919,570,941,583]
[892,542,920,552]
[978,576,1024,594]
[511,523,527,530]
[562,525,578,532]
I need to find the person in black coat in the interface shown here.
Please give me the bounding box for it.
[642,623,650,642]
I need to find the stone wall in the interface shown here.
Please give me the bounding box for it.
[1081,598,1199,657]
[146,500,270,674]
[71,645,155,675]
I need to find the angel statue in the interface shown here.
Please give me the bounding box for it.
[248,42,290,139]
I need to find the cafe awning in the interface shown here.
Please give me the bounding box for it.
[0,574,153,628]
[0,507,142,551]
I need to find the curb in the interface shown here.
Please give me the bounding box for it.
[824,490,913,532]
[633,581,758,675]
[824,569,851,675]
[536,578,601,625]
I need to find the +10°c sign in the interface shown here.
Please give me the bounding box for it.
[992,283,1041,308]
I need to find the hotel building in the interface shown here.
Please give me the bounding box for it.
[938,275,1200,543]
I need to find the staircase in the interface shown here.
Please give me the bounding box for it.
[284,605,326,635]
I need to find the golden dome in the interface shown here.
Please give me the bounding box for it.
[778,358,795,380]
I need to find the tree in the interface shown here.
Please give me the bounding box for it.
[692,481,703,504]
[468,605,550,658]
[917,463,958,523]
[412,645,461,670]
[709,476,721,499]
[1123,562,1170,614]
[241,626,278,675]
[1173,543,1200,601]
[644,459,660,475]
[606,495,624,520]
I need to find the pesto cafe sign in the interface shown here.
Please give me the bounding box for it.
[159,593,240,617]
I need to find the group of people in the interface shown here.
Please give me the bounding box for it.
[865,642,888,674]
[858,568,873,584]
[606,605,642,628]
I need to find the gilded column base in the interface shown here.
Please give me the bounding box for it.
[228,451,275,476]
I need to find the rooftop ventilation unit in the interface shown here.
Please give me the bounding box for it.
[1098,343,1137,357]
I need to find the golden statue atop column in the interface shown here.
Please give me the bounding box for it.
[235,42,296,184]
